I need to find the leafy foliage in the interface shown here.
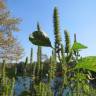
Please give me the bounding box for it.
[72,42,87,51]
[29,30,52,47]
[76,56,96,72]
[0,1,23,62]
[0,1,5,9]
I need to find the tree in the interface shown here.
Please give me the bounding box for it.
[8,38,24,63]
[0,1,23,62]
[0,0,5,9]
[0,37,24,63]
[0,12,20,34]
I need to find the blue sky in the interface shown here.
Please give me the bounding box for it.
[6,0,96,61]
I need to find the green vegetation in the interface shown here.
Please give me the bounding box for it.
[29,7,96,96]
[0,1,96,96]
[64,30,71,56]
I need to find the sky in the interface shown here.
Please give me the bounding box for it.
[6,0,96,61]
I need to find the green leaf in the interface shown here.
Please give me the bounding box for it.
[75,56,96,72]
[83,84,90,93]
[29,31,52,47]
[72,42,87,51]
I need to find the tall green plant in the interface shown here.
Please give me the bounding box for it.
[25,57,28,66]
[73,33,79,60]
[1,60,7,96]
[50,50,57,79]
[37,46,41,66]
[24,57,28,75]
[30,48,33,64]
[74,33,77,42]
[29,7,90,96]
[64,30,71,56]
[37,23,42,74]
[53,7,61,62]
[53,7,61,45]
[35,23,43,95]
[2,60,6,85]
[0,60,15,96]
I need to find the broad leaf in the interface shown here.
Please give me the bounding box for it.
[29,30,52,47]
[72,42,87,51]
[75,56,96,72]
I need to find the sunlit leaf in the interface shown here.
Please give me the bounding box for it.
[72,42,87,51]
[29,30,52,47]
[75,56,96,72]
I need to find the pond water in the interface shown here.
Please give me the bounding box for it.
[14,76,72,96]
[14,76,33,96]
